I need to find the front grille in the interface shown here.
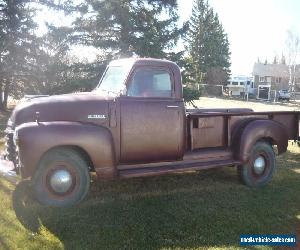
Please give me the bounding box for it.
[4,131,17,166]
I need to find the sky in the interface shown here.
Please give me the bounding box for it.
[178,0,300,75]
[34,0,300,76]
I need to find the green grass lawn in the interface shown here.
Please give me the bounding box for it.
[0,103,300,250]
[1,145,300,250]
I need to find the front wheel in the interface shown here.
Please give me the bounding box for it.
[32,148,90,207]
[237,141,276,187]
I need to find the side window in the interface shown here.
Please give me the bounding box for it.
[127,68,172,97]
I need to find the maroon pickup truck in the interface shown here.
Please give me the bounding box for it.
[1,58,300,207]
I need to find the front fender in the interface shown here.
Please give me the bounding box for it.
[237,119,288,162]
[16,121,116,179]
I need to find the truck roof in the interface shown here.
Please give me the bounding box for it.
[109,57,179,69]
[108,57,182,99]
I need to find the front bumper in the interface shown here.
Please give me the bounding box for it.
[0,158,18,184]
[1,124,20,184]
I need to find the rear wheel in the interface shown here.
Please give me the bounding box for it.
[237,141,276,187]
[32,148,90,207]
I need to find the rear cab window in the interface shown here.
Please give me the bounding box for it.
[127,67,173,98]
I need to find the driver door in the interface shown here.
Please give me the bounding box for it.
[119,66,185,164]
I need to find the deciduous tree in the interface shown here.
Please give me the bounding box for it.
[285,29,300,95]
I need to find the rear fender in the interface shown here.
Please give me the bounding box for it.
[236,119,288,162]
[16,121,116,179]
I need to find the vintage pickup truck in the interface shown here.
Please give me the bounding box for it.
[1,58,299,207]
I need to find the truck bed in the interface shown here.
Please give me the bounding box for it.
[186,109,300,151]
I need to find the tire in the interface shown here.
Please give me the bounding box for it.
[237,141,276,187]
[32,148,90,207]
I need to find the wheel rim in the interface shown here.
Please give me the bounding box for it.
[253,156,266,175]
[250,151,271,182]
[50,169,73,193]
[44,163,79,197]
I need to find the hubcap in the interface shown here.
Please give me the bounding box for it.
[253,156,266,175]
[50,169,73,193]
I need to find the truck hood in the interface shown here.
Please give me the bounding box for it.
[10,92,114,128]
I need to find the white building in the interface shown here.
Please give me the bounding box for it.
[226,75,255,96]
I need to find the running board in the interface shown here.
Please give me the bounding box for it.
[119,159,241,178]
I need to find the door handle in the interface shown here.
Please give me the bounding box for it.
[166,105,179,109]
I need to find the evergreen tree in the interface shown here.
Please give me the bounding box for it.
[185,0,230,85]
[73,0,182,58]
[0,0,39,109]
[0,1,101,102]
[26,24,109,95]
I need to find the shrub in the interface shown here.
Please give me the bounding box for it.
[183,86,201,108]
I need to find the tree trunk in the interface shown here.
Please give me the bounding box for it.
[0,81,3,110]
[3,81,9,110]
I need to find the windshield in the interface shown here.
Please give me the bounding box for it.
[96,66,130,95]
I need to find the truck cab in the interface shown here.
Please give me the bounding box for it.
[1,58,299,207]
[109,58,186,163]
